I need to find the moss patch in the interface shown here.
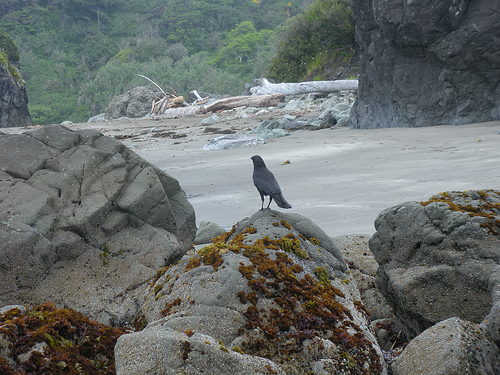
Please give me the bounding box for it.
[420,190,500,235]
[0,303,125,374]
[211,225,381,374]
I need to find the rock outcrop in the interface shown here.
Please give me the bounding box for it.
[0,125,196,325]
[392,317,500,375]
[350,0,500,128]
[105,86,162,120]
[116,210,387,374]
[0,32,32,128]
[369,190,500,337]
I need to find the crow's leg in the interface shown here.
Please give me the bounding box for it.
[260,194,265,210]
[266,196,273,209]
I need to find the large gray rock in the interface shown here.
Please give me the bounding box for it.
[0,125,196,324]
[333,234,392,321]
[392,317,500,375]
[115,327,284,375]
[481,264,500,346]
[369,190,500,337]
[117,210,386,374]
[350,0,500,128]
[105,86,161,119]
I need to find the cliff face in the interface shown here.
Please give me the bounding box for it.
[350,0,500,128]
[0,51,32,128]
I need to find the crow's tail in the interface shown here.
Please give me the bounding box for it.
[273,193,292,209]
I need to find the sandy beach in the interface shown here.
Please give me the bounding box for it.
[4,113,500,238]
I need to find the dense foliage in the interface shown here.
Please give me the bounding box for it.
[267,0,356,82]
[1,0,355,125]
[0,30,19,62]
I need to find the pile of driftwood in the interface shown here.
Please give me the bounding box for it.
[141,75,358,118]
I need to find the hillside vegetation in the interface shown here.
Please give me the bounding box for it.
[1,0,356,125]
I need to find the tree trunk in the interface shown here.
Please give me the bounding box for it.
[249,78,358,96]
[203,93,286,112]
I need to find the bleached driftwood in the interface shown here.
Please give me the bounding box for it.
[152,93,285,117]
[140,74,189,115]
[155,106,207,118]
[249,78,358,96]
[204,94,286,112]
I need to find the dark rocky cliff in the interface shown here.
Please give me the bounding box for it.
[350,0,500,128]
[0,32,32,128]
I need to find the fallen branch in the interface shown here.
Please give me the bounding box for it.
[250,78,358,96]
[139,74,167,97]
[139,74,189,114]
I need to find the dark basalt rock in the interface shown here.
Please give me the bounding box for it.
[0,63,32,128]
[350,0,500,128]
[369,190,500,337]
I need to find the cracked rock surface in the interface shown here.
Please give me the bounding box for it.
[0,125,196,325]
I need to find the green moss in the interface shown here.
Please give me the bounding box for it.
[0,50,23,84]
[309,237,320,246]
[219,339,230,353]
[313,267,330,285]
[279,233,306,259]
[99,251,109,266]
[232,346,244,354]
[151,265,172,287]
[153,284,163,296]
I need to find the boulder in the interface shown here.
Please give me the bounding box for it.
[200,114,221,125]
[391,317,500,375]
[480,264,500,346]
[350,0,500,128]
[105,86,162,119]
[369,190,500,337]
[202,134,265,150]
[193,221,226,245]
[0,125,196,325]
[115,327,284,375]
[333,234,392,321]
[117,210,387,374]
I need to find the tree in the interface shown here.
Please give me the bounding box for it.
[212,21,272,74]
[267,0,355,82]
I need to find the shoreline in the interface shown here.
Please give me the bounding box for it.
[3,117,499,238]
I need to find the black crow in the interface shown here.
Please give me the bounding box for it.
[251,155,292,210]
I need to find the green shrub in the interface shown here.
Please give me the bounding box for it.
[0,30,20,62]
[267,0,354,82]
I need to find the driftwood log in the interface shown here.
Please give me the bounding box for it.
[155,93,286,118]
[204,94,285,112]
[249,78,358,95]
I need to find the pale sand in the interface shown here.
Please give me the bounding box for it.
[4,115,499,237]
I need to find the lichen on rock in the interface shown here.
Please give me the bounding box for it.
[126,210,386,374]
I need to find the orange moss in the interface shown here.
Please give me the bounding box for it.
[161,298,182,317]
[420,190,500,235]
[0,303,125,375]
[280,220,292,230]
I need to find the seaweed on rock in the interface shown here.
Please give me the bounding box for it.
[0,303,126,375]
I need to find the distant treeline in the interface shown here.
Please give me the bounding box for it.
[0,0,355,125]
